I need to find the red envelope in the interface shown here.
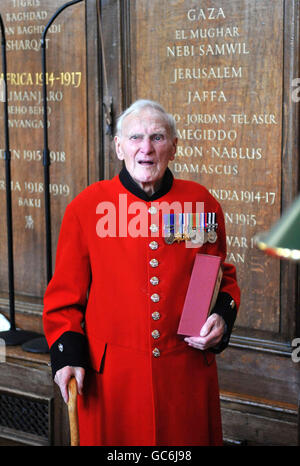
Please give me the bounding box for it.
[177,254,223,337]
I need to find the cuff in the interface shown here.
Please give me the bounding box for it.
[210,292,237,354]
[49,331,88,378]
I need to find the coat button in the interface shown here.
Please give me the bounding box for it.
[152,311,161,321]
[150,276,159,285]
[149,241,158,250]
[148,206,157,215]
[149,224,159,233]
[58,343,64,352]
[151,329,160,339]
[152,347,161,357]
[150,259,159,268]
[151,293,160,303]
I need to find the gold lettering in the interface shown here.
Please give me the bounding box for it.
[0,149,21,160]
[171,66,242,83]
[177,128,237,142]
[6,10,47,22]
[167,45,195,57]
[173,162,238,176]
[175,29,188,40]
[187,90,227,103]
[187,113,226,125]
[187,8,226,21]
[18,197,41,208]
[12,0,41,7]
[0,180,21,191]
[6,38,50,51]
[210,147,262,160]
[17,24,61,35]
[199,42,250,56]
[226,236,248,248]
[226,252,245,263]
[8,119,45,129]
[190,26,239,39]
[225,212,257,227]
[209,189,276,205]
[7,90,42,104]
[231,113,277,124]
[175,146,203,158]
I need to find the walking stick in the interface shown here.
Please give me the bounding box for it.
[68,377,79,446]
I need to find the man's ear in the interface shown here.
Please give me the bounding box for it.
[169,137,178,161]
[114,136,124,160]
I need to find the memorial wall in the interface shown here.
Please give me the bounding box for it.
[0,0,298,445]
[129,0,283,333]
[0,0,87,306]
[0,0,292,340]
[119,0,298,444]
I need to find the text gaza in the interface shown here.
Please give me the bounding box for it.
[151,450,192,462]
[187,8,226,21]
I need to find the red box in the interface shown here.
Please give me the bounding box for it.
[177,254,223,337]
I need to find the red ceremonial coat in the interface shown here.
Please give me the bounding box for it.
[43,168,240,446]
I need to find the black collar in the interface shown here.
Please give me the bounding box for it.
[119,165,174,201]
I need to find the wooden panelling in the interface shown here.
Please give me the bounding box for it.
[101,0,300,445]
[0,1,100,445]
[0,0,298,446]
[0,1,88,301]
[0,348,69,446]
[0,0,101,332]
[127,0,284,335]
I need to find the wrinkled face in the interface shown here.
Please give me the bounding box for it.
[114,109,177,193]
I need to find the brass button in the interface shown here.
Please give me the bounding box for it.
[151,293,160,303]
[149,224,159,233]
[148,206,157,215]
[150,259,159,268]
[58,343,64,352]
[152,311,161,321]
[149,241,158,250]
[152,347,160,357]
[230,299,235,309]
[150,276,159,286]
[151,329,160,339]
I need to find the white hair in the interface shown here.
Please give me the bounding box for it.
[115,99,177,138]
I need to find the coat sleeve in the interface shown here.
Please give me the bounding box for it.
[207,200,241,353]
[43,203,91,377]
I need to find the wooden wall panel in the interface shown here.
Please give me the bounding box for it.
[128,0,284,335]
[101,0,300,445]
[0,0,100,320]
[0,0,298,446]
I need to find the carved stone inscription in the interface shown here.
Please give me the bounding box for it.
[0,0,87,300]
[130,0,283,331]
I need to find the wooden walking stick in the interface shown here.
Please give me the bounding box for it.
[68,377,79,446]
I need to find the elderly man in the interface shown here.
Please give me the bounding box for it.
[43,99,240,446]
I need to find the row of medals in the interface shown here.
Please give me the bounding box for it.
[163,213,218,245]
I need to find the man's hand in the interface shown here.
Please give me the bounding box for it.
[184,313,226,351]
[54,366,85,404]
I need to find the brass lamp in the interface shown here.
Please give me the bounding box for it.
[255,194,300,261]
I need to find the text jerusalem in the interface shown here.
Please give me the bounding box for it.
[171,66,242,83]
